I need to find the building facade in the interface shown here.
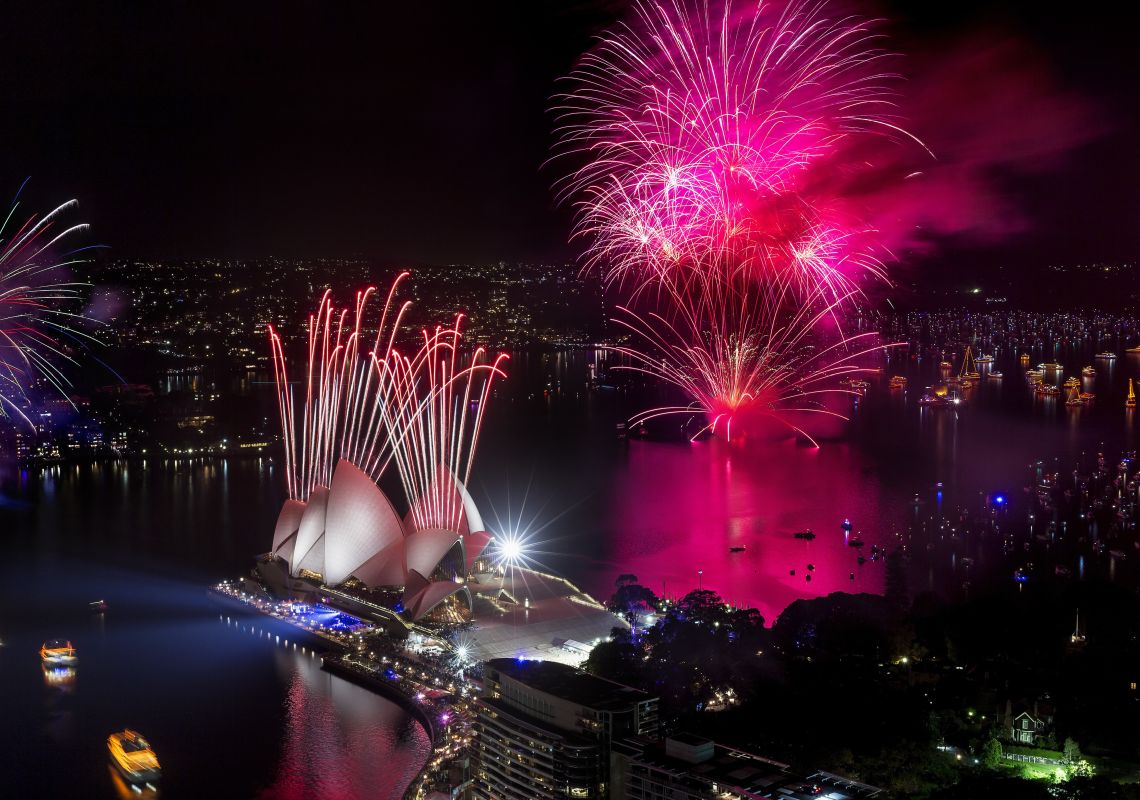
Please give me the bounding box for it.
[472,658,659,800]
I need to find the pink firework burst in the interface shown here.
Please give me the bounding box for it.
[554,0,919,443]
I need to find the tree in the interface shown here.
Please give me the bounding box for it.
[983,737,1003,769]
[609,583,659,622]
[615,574,639,588]
[1063,737,1082,764]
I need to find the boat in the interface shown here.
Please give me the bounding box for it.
[1036,384,1060,397]
[848,537,865,548]
[975,354,995,365]
[1063,377,1080,390]
[1127,346,1140,354]
[1082,366,1096,377]
[918,392,950,407]
[1019,353,1031,364]
[1065,386,1082,406]
[958,346,981,382]
[40,639,77,665]
[1128,379,1136,409]
[987,370,1003,380]
[107,730,161,785]
[939,360,953,374]
[729,546,746,553]
[840,378,870,393]
[888,375,907,389]
[793,529,816,541]
[89,599,108,612]
[1096,352,1117,360]
[1079,392,1095,403]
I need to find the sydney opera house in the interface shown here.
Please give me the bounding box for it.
[258,457,491,623]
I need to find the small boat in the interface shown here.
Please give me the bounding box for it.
[1128,379,1136,409]
[1082,366,1096,377]
[40,639,77,665]
[848,537,865,548]
[975,354,995,364]
[1036,384,1060,397]
[1019,353,1031,364]
[888,375,907,389]
[793,529,816,541]
[1096,352,1117,360]
[108,730,161,785]
[89,599,108,612]
[988,370,1003,380]
[728,546,746,553]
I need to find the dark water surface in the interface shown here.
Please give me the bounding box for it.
[3,345,1139,795]
[0,472,431,799]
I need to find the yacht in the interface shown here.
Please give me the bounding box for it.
[40,639,77,665]
[107,730,161,785]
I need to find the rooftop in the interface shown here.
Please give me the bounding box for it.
[617,737,881,800]
[487,658,653,711]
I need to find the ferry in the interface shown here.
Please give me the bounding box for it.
[107,730,161,785]
[888,375,907,389]
[1082,366,1096,377]
[1096,352,1117,360]
[40,639,77,665]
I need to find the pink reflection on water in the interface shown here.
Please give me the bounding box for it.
[600,438,903,623]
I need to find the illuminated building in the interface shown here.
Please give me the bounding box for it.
[473,658,658,800]
[260,458,489,622]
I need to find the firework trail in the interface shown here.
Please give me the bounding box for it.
[611,272,887,445]
[0,183,101,427]
[268,275,412,499]
[554,0,916,442]
[554,0,919,298]
[382,317,509,533]
[268,278,507,527]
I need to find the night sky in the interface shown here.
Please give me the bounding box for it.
[2,1,1136,274]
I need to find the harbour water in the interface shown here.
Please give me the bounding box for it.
[4,343,1140,794]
